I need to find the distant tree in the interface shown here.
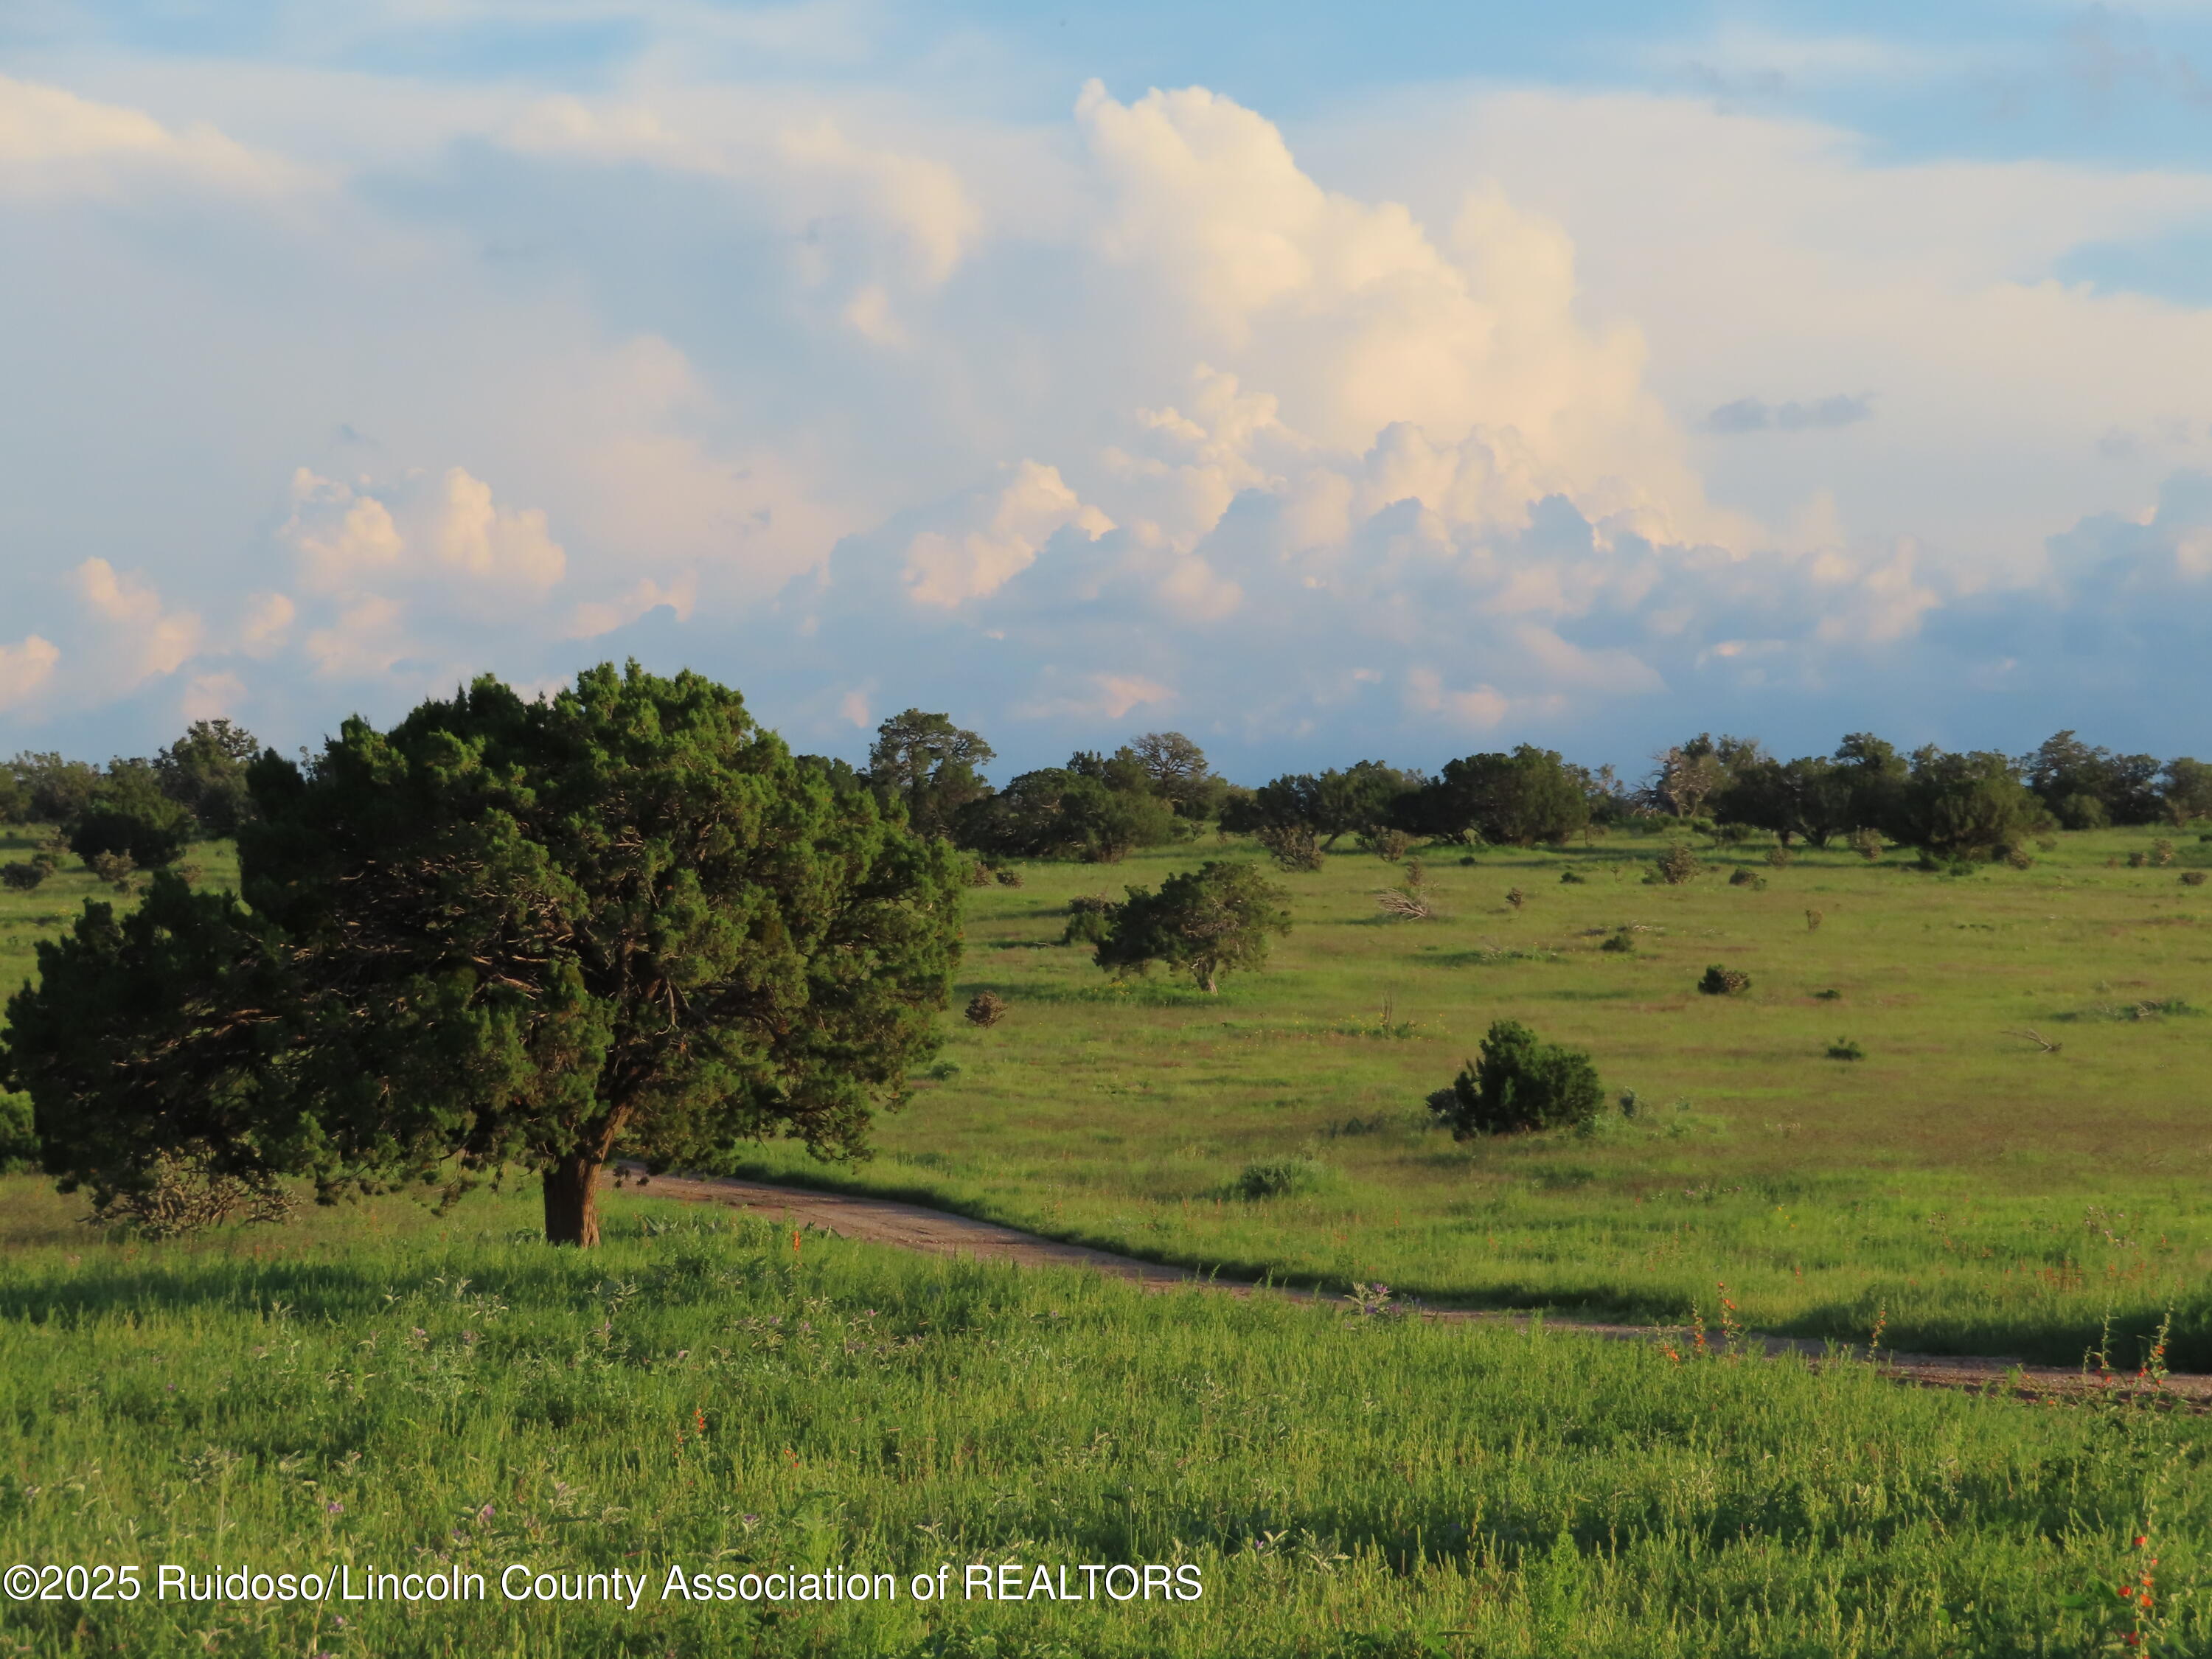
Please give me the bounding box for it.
[4,753,102,827]
[2161,757,2212,825]
[955,768,1177,863]
[866,709,995,840]
[1398,746,1588,846]
[1832,733,1909,834]
[1893,746,2048,859]
[1430,1020,1603,1138]
[2021,731,2163,827]
[1643,735,1729,820]
[1224,762,1422,849]
[154,718,262,837]
[1131,732,1228,821]
[1714,754,1853,846]
[1093,860,1291,993]
[68,762,193,869]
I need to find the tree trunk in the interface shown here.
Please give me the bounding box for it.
[1201,969,1217,994]
[542,1152,603,1247]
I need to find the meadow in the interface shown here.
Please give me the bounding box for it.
[0,1180,2205,1658]
[694,824,2212,1370]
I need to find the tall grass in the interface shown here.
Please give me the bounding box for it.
[0,1183,2205,1658]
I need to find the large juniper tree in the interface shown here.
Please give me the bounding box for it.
[7,664,964,1246]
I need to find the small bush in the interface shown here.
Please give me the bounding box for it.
[86,850,136,888]
[1649,844,1700,885]
[1599,928,1636,954]
[0,1091,38,1174]
[1848,828,1883,862]
[2037,835,2059,852]
[966,860,996,887]
[1826,1037,1865,1061]
[1805,908,1824,932]
[1255,823,1324,872]
[1235,1155,1331,1200]
[1457,855,1477,867]
[2152,839,2176,867]
[2126,851,2148,869]
[1423,1086,1459,1121]
[1764,844,1792,869]
[1433,1019,1604,1138]
[1698,964,1750,996]
[1559,868,1586,884]
[994,866,1025,888]
[0,862,45,891]
[1727,867,1765,889]
[1061,894,1119,946]
[1505,886,1526,909]
[1814,987,1842,1001]
[2183,871,2208,887]
[2002,846,2034,870]
[964,991,1009,1028]
[1361,827,1413,862]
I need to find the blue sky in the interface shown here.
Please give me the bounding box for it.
[10,1,2212,780]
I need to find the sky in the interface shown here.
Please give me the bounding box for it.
[10,3,2212,782]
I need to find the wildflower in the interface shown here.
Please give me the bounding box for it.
[476,1503,495,1525]
[326,1500,344,1514]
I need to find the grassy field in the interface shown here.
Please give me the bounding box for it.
[687,824,2212,1369]
[0,1179,2205,1658]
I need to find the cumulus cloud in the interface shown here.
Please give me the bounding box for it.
[76,560,203,688]
[0,636,60,712]
[0,73,307,198]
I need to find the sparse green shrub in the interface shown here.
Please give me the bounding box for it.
[1814,988,1842,1000]
[1805,908,1824,931]
[1360,827,1413,861]
[964,991,1009,1028]
[2183,871,2208,887]
[1234,1155,1330,1199]
[0,862,44,891]
[1559,867,1587,884]
[994,866,1024,887]
[0,1091,37,1173]
[1457,855,1476,867]
[1433,1019,1604,1138]
[1826,1037,1865,1061]
[1616,1089,1641,1119]
[1060,894,1119,946]
[1848,827,1883,861]
[1764,844,1792,869]
[1505,886,1526,909]
[2152,839,2176,866]
[85,850,136,888]
[1649,843,1700,885]
[1423,1086,1458,1120]
[1254,822,1324,872]
[1727,867,1765,889]
[1599,928,1636,953]
[2036,835,2058,852]
[2127,850,2147,869]
[966,860,996,887]
[2003,846,2034,869]
[1698,964,1750,996]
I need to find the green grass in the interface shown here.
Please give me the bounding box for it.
[702,827,2212,1368]
[1,1180,2205,1658]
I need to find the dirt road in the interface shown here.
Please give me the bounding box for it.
[616,1166,2210,1408]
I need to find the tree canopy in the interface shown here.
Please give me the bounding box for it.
[865,709,994,840]
[6,665,965,1247]
[1093,860,1290,993]
[1397,746,1588,846]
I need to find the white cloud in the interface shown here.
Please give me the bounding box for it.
[0,636,59,712]
[902,462,1113,608]
[0,73,307,198]
[75,560,203,687]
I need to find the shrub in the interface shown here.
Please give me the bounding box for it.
[1423,1086,1459,1121]
[1559,867,1586,884]
[1234,1155,1330,1200]
[86,850,136,888]
[1253,823,1324,872]
[1814,987,1842,1000]
[1361,827,1413,861]
[67,764,193,870]
[2126,851,2147,869]
[2152,840,2176,866]
[1061,894,1119,946]
[1505,886,1526,909]
[1094,861,1293,992]
[1764,844,1792,869]
[0,1091,37,1174]
[2037,835,2059,852]
[964,991,1009,1028]
[993,866,1024,888]
[1848,827,1883,861]
[1805,908,1823,932]
[0,861,45,891]
[1698,964,1751,995]
[1433,1019,1604,1138]
[2183,872,2208,887]
[1726,867,1765,889]
[1599,928,1636,953]
[2002,846,2035,870]
[1826,1037,1865,1061]
[1649,843,1700,885]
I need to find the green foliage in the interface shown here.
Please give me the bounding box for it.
[1599,928,1635,953]
[2023,730,2163,826]
[1130,730,1226,821]
[1698,964,1751,995]
[962,990,1009,1028]
[0,861,45,891]
[1726,866,1765,888]
[1894,745,2050,859]
[1222,759,1422,849]
[2163,756,2212,824]
[1234,1153,1331,1198]
[2,751,101,827]
[1649,843,1700,884]
[0,1092,35,1172]
[1397,745,1590,846]
[1434,1019,1604,1137]
[1094,860,1291,993]
[153,717,261,837]
[954,765,1175,862]
[865,708,994,840]
[67,762,192,869]
[1060,893,1119,945]
[1254,821,1324,872]
[1826,1037,1866,1061]
[1,872,316,1223]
